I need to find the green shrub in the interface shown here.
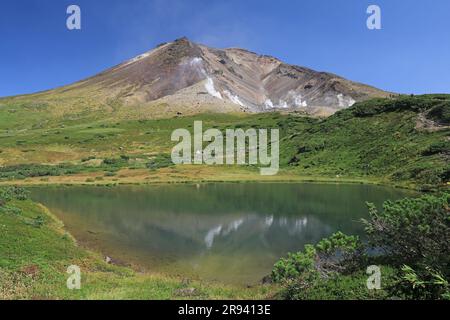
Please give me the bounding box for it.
[315,232,364,274]
[427,102,450,125]
[0,164,84,179]
[281,267,396,300]
[102,157,129,169]
[394,265,450,300]
[0,205,23,215]
[273,194,450,300]
[28,215,45,228]
[102,158,121,165]
[362,194,449,270]
[272,232,363,283]
[81,156,96,162]
[421,141,450,156]
[0,186,29,201]
[272,245,316,283]
[120,155,130,161]
[362,193,449,299]
[350,95,450,118]
[146,154,173,170]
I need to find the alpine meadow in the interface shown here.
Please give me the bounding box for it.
[0,1,449,303]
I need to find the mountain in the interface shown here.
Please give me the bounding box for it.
[2,37,390,117]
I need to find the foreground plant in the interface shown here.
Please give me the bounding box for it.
[273,193,450,300]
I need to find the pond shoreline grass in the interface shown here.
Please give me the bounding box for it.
[0,196,278,300]
[0,165,423,192]
[0,163,436,299]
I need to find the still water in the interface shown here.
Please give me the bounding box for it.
[31,183,416,285]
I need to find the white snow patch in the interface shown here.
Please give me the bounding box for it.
[205,78,222,99]
[188,57,203,66]
[279,218,288,226]
[204,219,244,248]
[288,217,309,235]
[223,219,244,235]
[122,52,151,67]
[205,225,223,248]
[133,52,150,61]
[224,90,245,107]
[265,216,274,227]
[183,57,223,100]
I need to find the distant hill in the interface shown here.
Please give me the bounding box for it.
[0,94,447,190]
[0,37,390,119]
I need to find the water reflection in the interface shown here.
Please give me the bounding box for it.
[31,183,417,285]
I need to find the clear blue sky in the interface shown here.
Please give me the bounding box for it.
[1,0,449,97]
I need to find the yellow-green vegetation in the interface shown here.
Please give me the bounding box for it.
[0,187,275,299]
[283,95,449,191]
[0,94,448,300]
[0,95,448,191]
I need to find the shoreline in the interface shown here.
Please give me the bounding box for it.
[25,177,422,289]
[0,167,422,192]
[1,195,277,299]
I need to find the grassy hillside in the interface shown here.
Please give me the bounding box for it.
[0,94,448,190]
[0,95,448,300]
[281,95,449,190]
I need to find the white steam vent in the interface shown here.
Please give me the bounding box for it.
[337,94,356,108]
[264,99,275,109]
[264,98,289,109]
[183,57,223,100]
[294,94,308,107]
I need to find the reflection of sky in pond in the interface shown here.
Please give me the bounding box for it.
[31,183,418,285]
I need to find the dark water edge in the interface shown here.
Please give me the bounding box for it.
[30,183,418,286]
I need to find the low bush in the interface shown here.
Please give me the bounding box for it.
[273,193,450,300]
[362,194,449,270]
[0,164,82,179]
[0,186,29,202]
[427,102,450,125]
[272,232,363,283]
[146,154,173,170]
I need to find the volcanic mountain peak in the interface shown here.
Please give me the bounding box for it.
[8,37,390,117]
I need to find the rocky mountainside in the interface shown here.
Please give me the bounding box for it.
[5,37,391,117]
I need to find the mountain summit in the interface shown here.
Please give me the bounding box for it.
[9,37,390,117]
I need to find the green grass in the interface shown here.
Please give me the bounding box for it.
[0,95,448,190]
[281,95,450,190]
[0,95,448,299]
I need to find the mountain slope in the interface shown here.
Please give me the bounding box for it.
[281,94,449,190]
[1,37,390,118]
[0,94,447,190]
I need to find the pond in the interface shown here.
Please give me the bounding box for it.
[31,183,417,285]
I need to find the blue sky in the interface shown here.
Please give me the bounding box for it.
[1,0,449,97]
